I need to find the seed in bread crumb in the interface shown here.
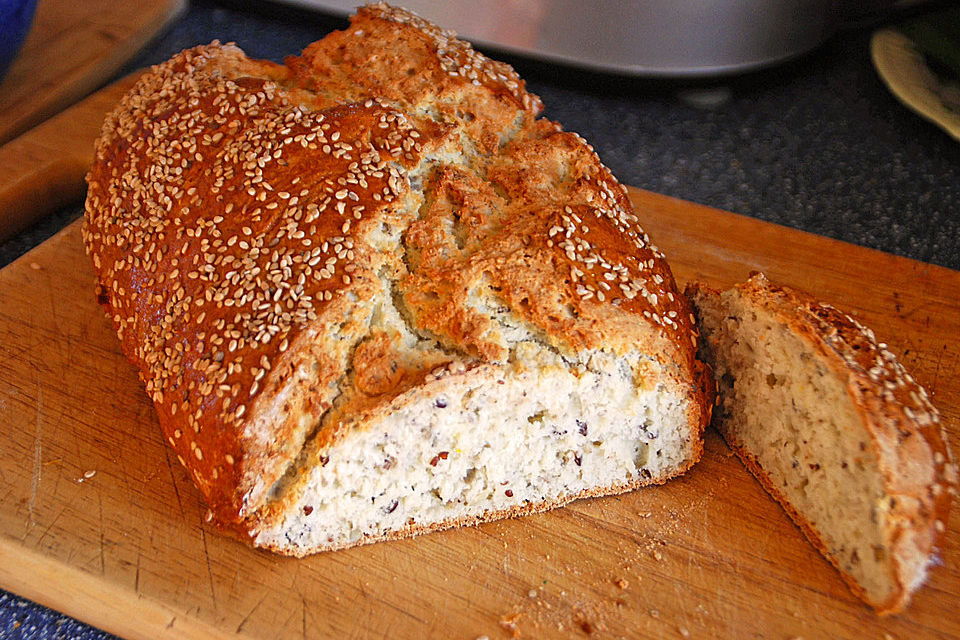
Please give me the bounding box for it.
[527,589,538,598]
[83,470,97,479]
[30,262,41,270]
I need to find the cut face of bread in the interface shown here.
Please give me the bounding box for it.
[257,348,695,554]
[689,274,956,614]
[83,3,709,555]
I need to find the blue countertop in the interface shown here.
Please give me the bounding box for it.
[1,1,958,638]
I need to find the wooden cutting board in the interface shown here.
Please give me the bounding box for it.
[0,83,958,640]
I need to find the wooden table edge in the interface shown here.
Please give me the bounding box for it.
[0,537,247,640]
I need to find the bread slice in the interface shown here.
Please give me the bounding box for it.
[82,3,710,555]
[688,273,956,614]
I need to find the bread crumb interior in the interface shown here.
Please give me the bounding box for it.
[696,289,894,604]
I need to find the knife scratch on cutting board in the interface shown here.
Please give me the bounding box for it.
[198,518,219,608]
[162,441,188,521]
[930,343,949,399]
[28,370,42,530]
[98,491,106,575]
[33,506,66,548]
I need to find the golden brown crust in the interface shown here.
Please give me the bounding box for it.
[688,273,956,614]
[289,3,541,152]
[400,120,699,369]
[84,4,703,539]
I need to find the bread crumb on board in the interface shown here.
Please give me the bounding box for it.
[498,611,521,638]
[484,498,724,638]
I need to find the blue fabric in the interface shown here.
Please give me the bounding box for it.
[0,0,38,79]
[0,592,116,640]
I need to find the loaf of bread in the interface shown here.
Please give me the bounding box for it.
[688,273,955,614]
[83,4,710,555]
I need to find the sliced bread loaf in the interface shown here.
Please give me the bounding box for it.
[83,4,710,555]
[688,273,955,614]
